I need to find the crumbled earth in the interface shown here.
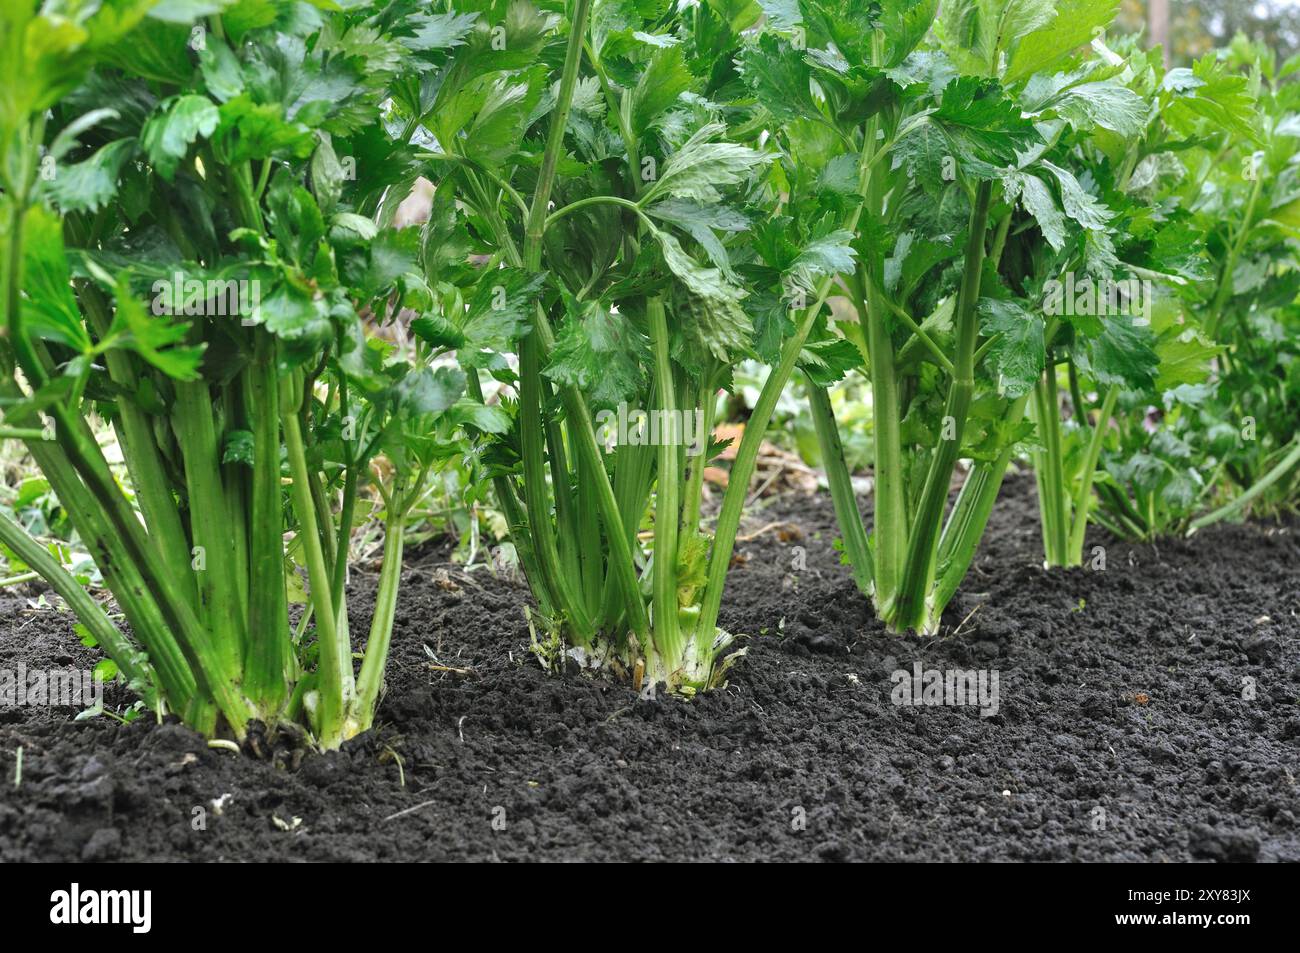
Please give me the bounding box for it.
[1,475,1297,861]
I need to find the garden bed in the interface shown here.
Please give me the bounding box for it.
[1,474,1297,862]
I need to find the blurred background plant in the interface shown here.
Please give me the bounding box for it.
[1120,0,1300,64]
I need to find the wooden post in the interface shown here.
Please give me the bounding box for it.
[1148,0,1171,67]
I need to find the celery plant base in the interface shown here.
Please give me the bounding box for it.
[880,595,944,637]
[527,612,743,697]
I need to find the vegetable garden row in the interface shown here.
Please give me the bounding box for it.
[2,0,1297,756]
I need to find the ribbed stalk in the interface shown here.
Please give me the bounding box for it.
[680,372,716,543]
[174,378,247,676]
[243,330,292,715]
[575,460,604,620]
[354,486,406,734]
[558,386,650,640]
[806,376,874,596]
[80,284,195,607]
[863,264,905,612]
[646,297,683,674]
[332,466,359,617]
[41,389,248,732]
[546,394,582,591]
[1030,367,1070,566]
[890,180,993,632]
[1205,171,1262,339]
[600,437,652,632]
[465,372,555,618]
[282,373,354,744]
[518,335,592,635]
[934,392,1031,609]
[1065,384,1118,563]
[224,457,251,621]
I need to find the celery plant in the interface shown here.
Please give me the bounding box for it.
[730,0,1049,632]
[1008,37,1274,556]
[0,1,485,748]
[402,0,865,690]
[733,0,1202,628]
[1156,37,1300,528]
[1033,37,1290,548]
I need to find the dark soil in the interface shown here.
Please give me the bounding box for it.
[1,474,1297,862]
